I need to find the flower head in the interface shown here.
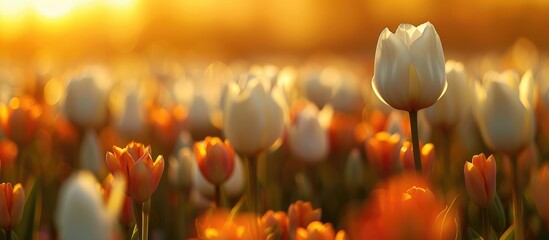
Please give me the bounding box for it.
[365,132,402,177]
[0,96,42,145]
[0,183,25,230]
[400,141,435,177]
[464,153,497,207]
[106,142,164,202]
[194,137,235,185]
[372,22,447,111]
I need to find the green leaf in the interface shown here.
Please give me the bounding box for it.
[489,194,506,234]
[130,224,139,240]
[467,226,483,240]
[14,178,40,240]
[499,224,514,240]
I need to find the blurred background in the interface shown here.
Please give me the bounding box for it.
[1,0,549,63]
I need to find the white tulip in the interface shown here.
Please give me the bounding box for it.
[330,70,364,113]
[56,171,125,240]
[425,60,469,129]
[64,67,110,128]
[187,94,217,140]
[168,147,194,188]
[474,70,535,155]
[303,67,340,108]
[372,22,447,112]
[223,78,285,156]
[288,103,328,162]
[79,129,104,177]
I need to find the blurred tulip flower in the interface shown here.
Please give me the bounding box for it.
[194,137,235,186]
[288,200,322,236]
[106,142,164,203]
[223,78,285,156]
[372,22,447,112]
[425,60,469,129]
[0,96,42,146]
[365,132,402,177]
[64,69,110,128]
[400,141,435,177]
[288,103,328,163]
[530,164,549,227]
[0,183,25,231]
[0,139,18,167]
[295,221,348,240]
[464,153,496,207]
[262,210,289,240]
[474,70,535,155]
[56,171,125,240]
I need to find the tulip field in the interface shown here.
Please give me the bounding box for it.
[2,1,549,240]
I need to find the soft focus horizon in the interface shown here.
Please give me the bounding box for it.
[2,0,549,62]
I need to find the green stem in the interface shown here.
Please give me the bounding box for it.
[132,200,143,238]
[481,207,490,240]
[214,184,221,208]
[142,199,151,240]
[409,111,423,176]
[247,155,259,238]
[511,155,524,240]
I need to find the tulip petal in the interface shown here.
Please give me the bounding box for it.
[0,184,10,228]
[464,162,488,207]
[10,184,25,228]
[484,155,497,202]
[130,161,153,202]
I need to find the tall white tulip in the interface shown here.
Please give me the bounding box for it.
[372,22,447,112]
[288,103,328,162]
[474,70,535,155]
[372,22,446,175]
[223,78,285,156]
[425,60,469,129]
[56,171,125,240]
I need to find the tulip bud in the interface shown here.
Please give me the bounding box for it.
[365,132,401,177]
[188,94,220,141]
[530,164,549,226]
[400,141,435,177]
[168,147,194,188]
[56,171,125,240]
[372,22,447,112]
[464,153,496,207]
[193,153,245,199]
[425,60,469,129]
[474,70,535,155]
[0,183,25,230]
[288,103,328,163]
[194,137,235,185]
[302,66,340,109]
[223,78,285,156]
[296,221,347,240]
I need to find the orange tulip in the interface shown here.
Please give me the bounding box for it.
[0,139,18,167]
[194,137,235,185]
[464,153,496,207]
[530,164,549,227]
[262,210,289,240]
[400,141,435,177]
[0,183,25,230]
[106,142,165,203]
[288,200,322,236]
[0,96,41,146]
[295,221,348,240]
[365,132,401,177]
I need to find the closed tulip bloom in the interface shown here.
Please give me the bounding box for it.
[425,60,469,129]
[223,78,285,156]
[372,22,447,112]
[64,70,110,128]
[106,142,164,203]
[288,103,328,162]
[56,171,125,240]
[193,153,246,199]
[474,70,535,155]
[530,164,549,225]
[194,137,235,185]
[288,200,322,236]
[400,141,435,177]
[464,153,496,207]
[365,132,402,177]
[0,183,25,230]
